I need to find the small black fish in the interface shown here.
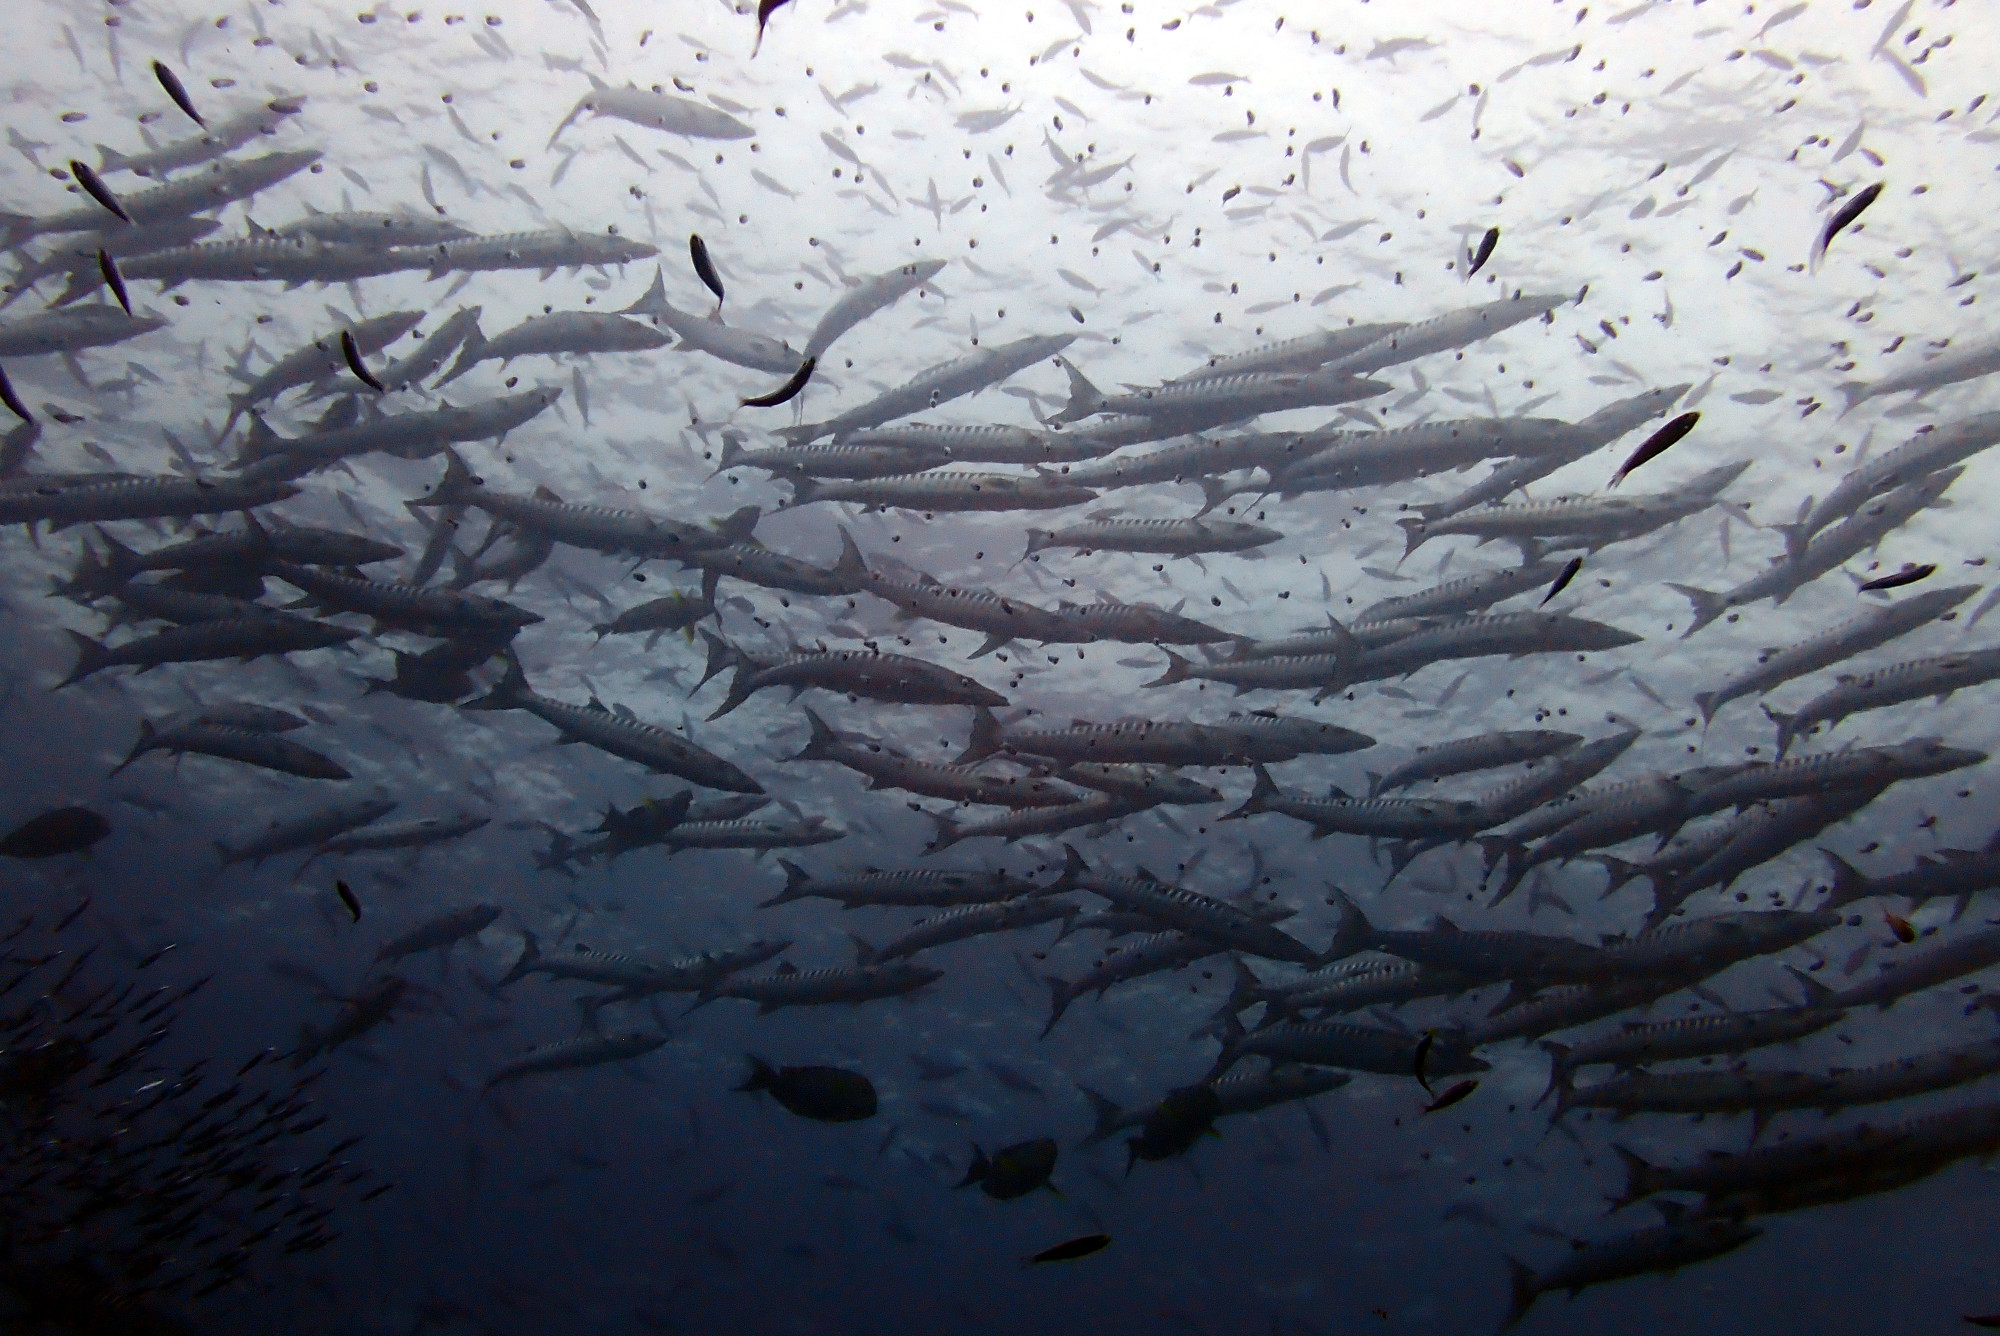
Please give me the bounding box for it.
[1539,556,1583,607]
[690,233,725,308]
[1413,1029,1437,1094]
[152,60,205,127]
[1609,410,1699,488]
[741,357,816,408]
[97,249,132,316]
[1023,1233,1110,1266]
[1814,180,1884,271]
[1422,1079,1478,1114]
[1126,1082,1221,1173]
[957,1137,1058,1200]
[68,159,130,224]
[1966,1318,2000,1330]
[1859,562,1935,593]
[752,0,795,57]
[0,365,31,424]
[340,329,386,392]
[736,1055,876,1122]
[335,879,362,923]
[0,806,110,858]
[1466,226,1499,276]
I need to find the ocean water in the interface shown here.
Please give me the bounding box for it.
[1,1,1997,1332]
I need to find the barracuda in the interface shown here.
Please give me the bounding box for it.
[1369,729,1581,796]
[786,467,1099,514]
[94,98,306,178]
[2,472,297,538]
[1268,416,1588,497]
[802,259,948,361]
[1397,460,1751,561]
[852,896,1076,964]
[1780,411,2000,554]
[713,433,952,481]
[760,860,1053,910]
[956,706,1373,767]
[1766,646,2000,757]
[1062,846,1321,964]
[695,959,944,1014]
[791,707,1086,807]
[1414,384,1693,522]
[235,387,563,480]
[481,1032,667,1095]
[401,227,660,280]
[1692,585,1978,725]
[220,311,425,430]
[0,150,322,250]
[1169,322,1406,381]
[0,304,168,358]
[779,333,1078,443]
[213,798,397,870]
[463,654,764,793]
[57,614,360,688]
[699,631,1006,719]
[1023,515,1281,558]
[1078,1067,1352,1146]
[1225,765,1488,840]
[1682,738,1985,817]
[1043,932,1222,1037]
[1205,1011,1488,1083]
[616,268,801,373]
[1670,469,1962,637]
[436,311,667,384]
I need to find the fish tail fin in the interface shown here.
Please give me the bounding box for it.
[831,526,871,588]
[0,213,33,251]
[1485,852,1533,909]
[1047,843,1089,897]
[497,930,540,986]
[954,1145,989,1189]
[1532,1042,1571,1110]
[1141,649,1194,689]
[758,858,812,908]
[547,89,598,151]
[574,993,606,1035]
[1759,701,1804,758]
[846,932,879,967]
[715,505,761,547]
[1817,849,1872,910]
[409,447,479,510]
[951,706,1002,765]
[1038,977,1074,1040]
[1320,884,1374,961]
[1075,1085,1126,1147]
[1664,582,1725,639]
[1607,1143,1657,1210]
[1219,762,1278,821]
[692,628,742,695]
[93,144,126,172]
[434,333,484,386]
[1199,1011,1246,1085]
[705,663,756,720]
[460,649,531,711]
[1784,963,1837,1009]
[55,628,113,689]
[1193,476,1236,518]
[1022,528,1054,559]
[1500,1257,1538,1332]
[617,264,669,318]
[1043,356,1105,426]
[711,431,747,478]
[1589,853,1646,899]
[1836,381,1870,416]
[1769,518,1811,563]
[1195,957,1266,1038]
[1395,517,1428,562]
[789,707,841,764]
[1692,691,1720,728]
[921,809,961,853]
[109,719,156,777]
[732,1053,776,1094]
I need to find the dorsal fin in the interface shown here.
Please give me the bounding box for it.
[534,484,564,502]
[775,960,798,975]
[586,696,609,713]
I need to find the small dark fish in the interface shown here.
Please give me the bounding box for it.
[1814,181,1884,270]
[1024,1233,1110,1266]
[1466,226,1499,276]
[97,249,132,316]
[752,0,795,57]
[1538,556,1583,607]
[1965,1318,2000,1330]
[0,365,31,424]
[335,879,362,923]
[152,60,205,127]
[1885,910,1915,944]
[1608,410,1699,488]
[957,1137,1058,1200]
[68,159,130,223]
[1859,563,1935,593]
[1421,1079,1478,1114]
[741,356,817,409]
[0,806,110,858]
[1413,1029,1437,1095]
[736,1055,876,1122]
[690,233,725,308]
[340,329,386,392]
[1127,1082,1221,1173]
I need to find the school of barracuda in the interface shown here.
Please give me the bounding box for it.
[2,0,1998,1331]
